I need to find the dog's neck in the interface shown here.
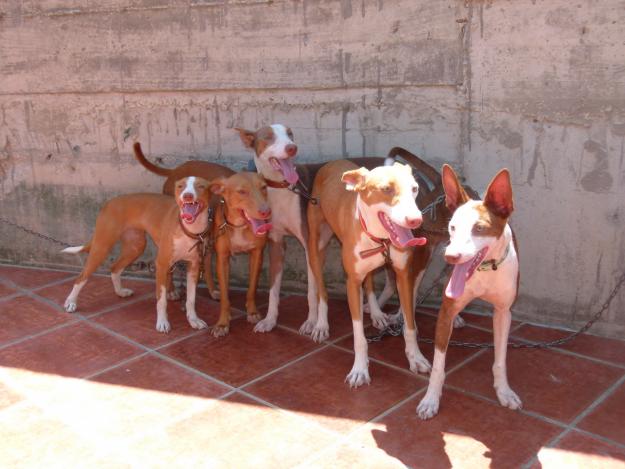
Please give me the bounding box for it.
[483,224,513,263]
[254,154,285,183]
[222,201,247,228]
[179,210,209,236]
[355,195,388,240]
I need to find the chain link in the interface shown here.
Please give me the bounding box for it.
[2,216,624,349]
[367,265,625,349]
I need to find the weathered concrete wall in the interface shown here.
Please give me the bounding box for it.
[1,0,624,338]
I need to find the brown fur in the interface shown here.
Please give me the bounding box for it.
[206,172,271,337]
[67,177,211,327]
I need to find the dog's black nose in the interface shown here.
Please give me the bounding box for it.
[182,192,195,201]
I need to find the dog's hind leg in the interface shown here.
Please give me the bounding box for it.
[64,232,117,313]
[307,221,332,341]
[110,229,146,298]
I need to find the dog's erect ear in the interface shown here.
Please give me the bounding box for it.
[442,164,470,213]
[341,167,369,192]
[209,177,226,195]
[484,169,514,218]
[235,128,256,149]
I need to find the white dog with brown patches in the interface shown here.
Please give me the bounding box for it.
[308,159,431,386]
[417,164,521,419]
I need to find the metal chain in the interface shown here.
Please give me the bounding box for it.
[1,216,153,273]
[3,215,624,348]
[0,216,72,248]
[367,266,625,349]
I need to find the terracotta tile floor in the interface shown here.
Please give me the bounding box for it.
[1,264,624,468]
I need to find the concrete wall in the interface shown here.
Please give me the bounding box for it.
[1,0,624,338]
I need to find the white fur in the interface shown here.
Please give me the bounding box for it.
[229,226,256,254]
[155,285,170,333]
[346,315,371,387]
[64,280,86,313]
[61,245,84,254]
[111,271,133,298]
[253,124,296,183]
[180,176,197,202]
[185,266,207,330]
[446,201,495,263]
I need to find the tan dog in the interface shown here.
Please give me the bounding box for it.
[308,160,431,386]
[417,165,520,419]
[133,142,233,298]
[62,177,212,333]
[207,172,272,337]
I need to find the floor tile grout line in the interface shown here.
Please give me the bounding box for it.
[83,351,152,380]
[0,292,25,303]
[519,372,625,468]
[568,427,625,451]
[0,318,85,351]
[0,272,76,294]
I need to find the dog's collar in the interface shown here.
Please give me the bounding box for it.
[218,199,248,231]
[357,210,392,264]
[178,216,210,241]
[265,179,291,189]
[477,242,510,271]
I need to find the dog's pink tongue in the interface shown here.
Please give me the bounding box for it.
[277,158,299,185]
[445,261,472,299]
[395,225,427,248]
[249,217,272,236]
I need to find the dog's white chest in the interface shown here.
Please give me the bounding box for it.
[172,236,200,263]
[229,228,256,254]
[267,188,303,240]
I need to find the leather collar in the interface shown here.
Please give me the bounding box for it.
[265,179,291,189]
[477,242,510,271]
[357,210,392,263]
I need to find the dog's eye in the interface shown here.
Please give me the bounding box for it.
[287,129,294,139]
[449,225,456,232]
[381,186,394,195]
[237,189,248,195]
[474,224,485,233]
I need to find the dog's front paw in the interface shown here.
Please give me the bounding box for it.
[417,394,440,420]
[496,386,523,410]
[187,316,208,330]
[310,324,330,343]
[211,325,229,337]
[247,313,261,324]
[116,288,134,298]
[345,367,371,388]
[407,351,432,375]
[371,312,391,330]
[298,319,315,335]
[64,300,77,313]
[453,315,466,328]
[254,317,276,333]
[167,290,181,301]
[156,319,171,333]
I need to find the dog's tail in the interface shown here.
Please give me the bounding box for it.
[387,147,441,187]
[61,242,90,254]
[133,142,172,177]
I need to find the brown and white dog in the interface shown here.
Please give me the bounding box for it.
[417,165,521,419]
[235,125,324,336]
[62,177,212,333]
[308,160,431,386]
[207,172,272,336]
[133,142,234,299]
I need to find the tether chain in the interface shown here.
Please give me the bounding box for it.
[367,266,625,349]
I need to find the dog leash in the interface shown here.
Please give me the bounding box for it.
[264,178,319,205]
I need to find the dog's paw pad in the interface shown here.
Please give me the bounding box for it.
[211,325,229,337]
[416,396,440,420]
[254,318,276,333]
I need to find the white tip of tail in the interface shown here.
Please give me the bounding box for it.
[61,245,84,254]
[384,157,395,167]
